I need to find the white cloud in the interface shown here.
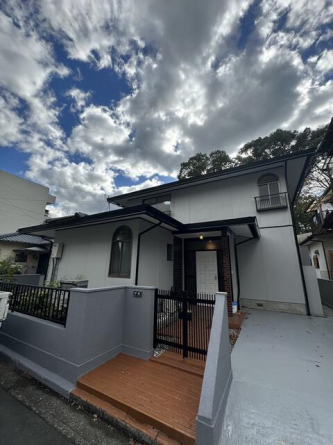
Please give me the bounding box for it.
[66,88,91,112]
[0,0,333,217]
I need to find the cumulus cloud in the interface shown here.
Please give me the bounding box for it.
[0,0,333,216]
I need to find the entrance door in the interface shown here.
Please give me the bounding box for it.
[196,251,218,294]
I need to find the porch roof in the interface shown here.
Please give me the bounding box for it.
[174,216,260,239]
[17,204,185,237]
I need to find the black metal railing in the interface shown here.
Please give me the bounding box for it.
[154,289,216,360]
[254,192,288,211]
[0,281,70,325]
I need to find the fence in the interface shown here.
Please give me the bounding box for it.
[0,281,70,326]
[154,289,216,360]
[254,192,288,211]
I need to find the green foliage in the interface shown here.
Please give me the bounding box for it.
[0,257,24,282]
[178,150,233,179]
[178,152,209,179]
[294,195,314,234]
[178,124,330,180]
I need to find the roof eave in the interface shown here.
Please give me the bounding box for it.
[109,149,316,205]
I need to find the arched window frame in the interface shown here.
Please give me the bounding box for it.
[257,173,280,197]
[109,226,132,278]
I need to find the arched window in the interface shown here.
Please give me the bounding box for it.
[258,173,279,197]
[257,173,284,209]
[109,226,132,278]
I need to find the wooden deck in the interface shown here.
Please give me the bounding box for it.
[72,353,203,444]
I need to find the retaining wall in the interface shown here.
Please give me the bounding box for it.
[196,292,232,445]
[318,279,333,309]
[0,285,155,397]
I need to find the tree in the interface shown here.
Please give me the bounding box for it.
[207,150,234,173]
[178,150,233,179]
[238,129,298,162]
[178,153,209,179]
[294,195,314,234]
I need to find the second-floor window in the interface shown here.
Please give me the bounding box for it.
[143,194,171,213]
[258,173,280,197]
[256,173,287,210]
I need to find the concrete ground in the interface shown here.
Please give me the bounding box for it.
[220,310,333,445]
[0,357,139,445]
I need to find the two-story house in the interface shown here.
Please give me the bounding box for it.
[0,170,55,276]
[17,149,315,316]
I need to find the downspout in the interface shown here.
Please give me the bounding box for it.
[234,237,257,310]
[135,221,162,285]
[285,160,311,315]
[40,235,54,284]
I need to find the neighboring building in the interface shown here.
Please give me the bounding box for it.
[0,233,51,275]
[0,169,55,234]
[300,188,333,280]
[300,118,333,281]
[0,170,55,275]
[18,149,316,316]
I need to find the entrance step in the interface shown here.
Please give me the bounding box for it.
[150,351,205,377]
[72,353,203,445]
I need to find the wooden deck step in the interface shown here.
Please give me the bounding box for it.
[150,351,205,377]
[73,353,202,445]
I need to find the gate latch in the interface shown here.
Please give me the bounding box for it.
[179,310,192,321]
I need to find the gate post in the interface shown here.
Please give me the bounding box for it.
[182,291,188,358]
[153,288,158,349]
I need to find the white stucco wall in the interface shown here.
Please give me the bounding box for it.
[308,238,333,280]
[138,221,174,290]
[50,219,174,289]
[0,170,55,234]
[169,167,291,227]
[49,220,139,287]
[237,226,305,305]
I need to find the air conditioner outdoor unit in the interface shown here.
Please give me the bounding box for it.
[51,243,64,259]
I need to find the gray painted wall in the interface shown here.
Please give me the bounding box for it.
[0,285,155,397]
[0,274,44,286]
[197,292,232,445]
[238,226,305,311]
[138,220,173,290]
[318,279,333,309]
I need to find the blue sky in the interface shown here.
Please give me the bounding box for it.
[0,0,332,216]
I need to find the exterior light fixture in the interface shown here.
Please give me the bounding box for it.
[199,233,204,240]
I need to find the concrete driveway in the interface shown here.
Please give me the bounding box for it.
[220,310,333,445]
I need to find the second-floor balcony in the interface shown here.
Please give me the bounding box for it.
[254,192,288,212]
[311,210,333,234]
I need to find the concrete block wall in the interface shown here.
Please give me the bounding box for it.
[197,292,232,445]
[0,285,155,397]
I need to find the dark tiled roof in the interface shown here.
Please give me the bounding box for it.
[0,232,50,245]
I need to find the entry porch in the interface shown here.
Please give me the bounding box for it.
[171,217,260,316]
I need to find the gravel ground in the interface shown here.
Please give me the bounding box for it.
[0,357,142,445]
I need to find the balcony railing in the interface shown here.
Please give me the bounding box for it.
[311,210,333,234]
[254,192,288,212]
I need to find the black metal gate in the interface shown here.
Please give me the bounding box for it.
[153,289,216,360]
